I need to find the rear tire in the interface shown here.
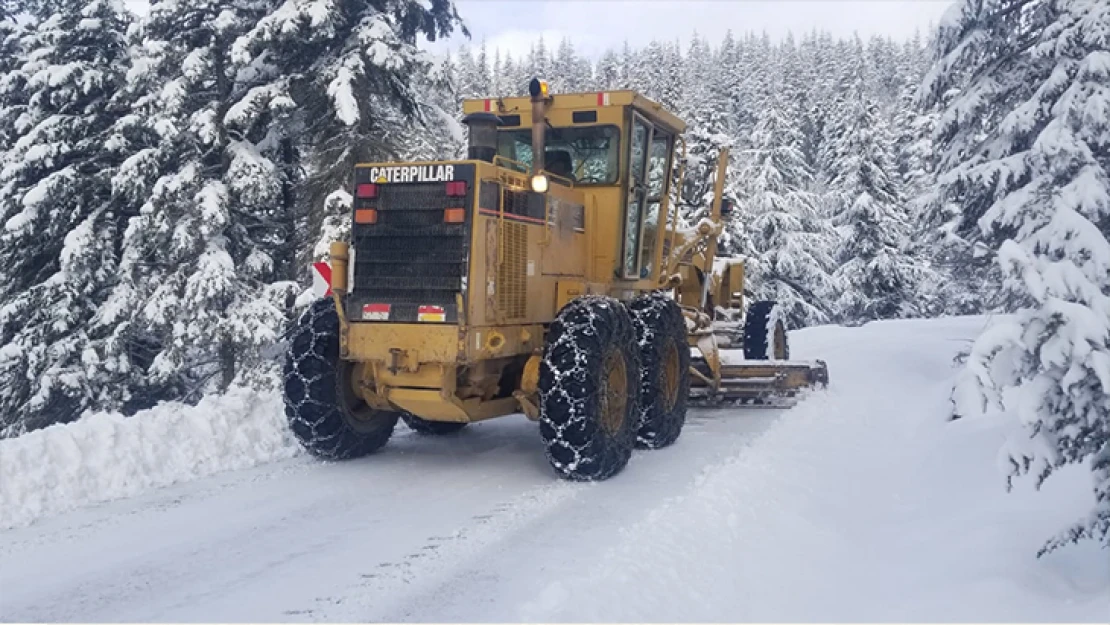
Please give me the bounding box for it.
[283,297,399,460]
[538,296,641,481]
[629,291,690,449]
[743,300,789,360]
[402,414,468,435]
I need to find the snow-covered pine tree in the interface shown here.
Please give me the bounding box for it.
[740,93,836,327]
[716,31,744,138]
[431,52,468,158]
[665,33,739,258]
[893,84,934,196]
[397,51,465,162]
[738,32,774,132]
[817,35,867,183]
[454,44,479,99]
[895,82,953,318]
[503,52,531,96]
[618,40,634,88]
[474,39,490,96]
[826,86,927,324]
[658,41,684,112]
[680,33,712,124]
[632,40,666,102]
[93,0,299,412]
[527,36,549,82]
[231,0,465,269]
[550,38,576,93]
[594,49,622,90]
[793,32,826,173]
[0,0,132,437]
[935,0,1110,554]
[490,48,501,96]
[0,0,30,155]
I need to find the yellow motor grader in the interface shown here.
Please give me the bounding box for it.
[283,79,828,481]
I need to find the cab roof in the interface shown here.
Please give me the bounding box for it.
[461,89,687,135]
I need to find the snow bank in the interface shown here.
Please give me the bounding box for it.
[519,316,1110,622]
[0,386,301,530]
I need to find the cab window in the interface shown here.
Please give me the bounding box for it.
[622,117,651,278]
[496,125,621,185]
[638,130,672,276]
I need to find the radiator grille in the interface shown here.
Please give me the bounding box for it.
[348,179,468,322]
[497,221,528,319]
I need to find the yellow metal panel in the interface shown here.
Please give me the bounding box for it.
[464,324,545,361]
[387,389,521,423]
[387,389,469,422]
[370,364,448,389]
[540,187,587,277]
[556,280,586,311]
[345,323,459,363]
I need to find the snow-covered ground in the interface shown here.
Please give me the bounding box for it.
[0,315,1106,622]
[0,387,301,530]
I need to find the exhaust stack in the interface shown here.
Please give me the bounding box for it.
[462,111,501,163]
[529,78,549,193]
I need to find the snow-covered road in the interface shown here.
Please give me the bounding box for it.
[0,402,780,622]
[2,316,1107,622]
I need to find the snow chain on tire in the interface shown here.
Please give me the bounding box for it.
[538,295,641,481]
[402,414,468,435]
[629,291,690,449]
[743,300,790,360]
[283,297,399,460]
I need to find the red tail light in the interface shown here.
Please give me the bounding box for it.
[356,183,378,198]
[445,181,467,197]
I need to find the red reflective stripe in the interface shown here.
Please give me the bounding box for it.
[597,92,604,106]
[313,262,331,285]
[312,262,332,297]
[364,304,390,313]
[418,305,445,314]
[484,99,492,112]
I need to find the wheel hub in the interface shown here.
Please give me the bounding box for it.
[339,361,379,425]
[661,341,680,412]
[599,349,628,435]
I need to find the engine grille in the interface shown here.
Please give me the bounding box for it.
[347,168,473,323]
[497,221,528,319]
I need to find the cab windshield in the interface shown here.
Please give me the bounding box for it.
[496,125,620,185]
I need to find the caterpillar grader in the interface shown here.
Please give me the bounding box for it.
[283,79,829,481]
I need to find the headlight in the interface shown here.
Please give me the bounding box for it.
[531,174,548,193]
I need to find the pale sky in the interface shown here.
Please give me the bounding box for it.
[124,0,956,59]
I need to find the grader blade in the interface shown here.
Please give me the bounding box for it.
[687,356,829,408]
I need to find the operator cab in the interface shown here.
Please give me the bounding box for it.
[462,85,682,283]
[495,107,676,279]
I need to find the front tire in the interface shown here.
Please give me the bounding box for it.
[629,291,690,449]
[743,300,789,360]
[538,296,641,481]
[402,414,468,435]
[283,297,399,460]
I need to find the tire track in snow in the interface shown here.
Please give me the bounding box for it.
[341,408,786,622]
[305,481,582,622]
